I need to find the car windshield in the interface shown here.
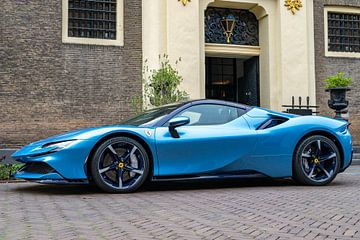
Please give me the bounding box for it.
[121,103,184,126]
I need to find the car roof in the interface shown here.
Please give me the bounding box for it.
[149,99,252,111]
[153,99,253,126]
[186,99,251,110]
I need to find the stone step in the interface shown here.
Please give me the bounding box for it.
[353,146,360,154]
[351,146,360,165]
[352,151,360,165]
[0,149,17,164]
[352,146,360,164]
[352,160,360,165]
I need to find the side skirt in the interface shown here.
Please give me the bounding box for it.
[33,179,89,185]
[151,171,268,182]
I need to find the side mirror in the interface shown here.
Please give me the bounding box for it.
[168,116,190,138]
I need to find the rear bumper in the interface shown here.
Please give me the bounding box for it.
[340,150,353,172]
[336,129,352,171]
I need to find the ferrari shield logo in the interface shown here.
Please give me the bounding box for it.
[145,130,152,137]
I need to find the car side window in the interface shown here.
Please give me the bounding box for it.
[171,104,242,126]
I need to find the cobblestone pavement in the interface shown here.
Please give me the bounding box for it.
[1,166,360,240]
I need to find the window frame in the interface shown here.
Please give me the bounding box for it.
[163,103,245,127]
[324,6,360,58]
[62,0,124,46]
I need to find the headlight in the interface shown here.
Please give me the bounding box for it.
[42,140,76,151]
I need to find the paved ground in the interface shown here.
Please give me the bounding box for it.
[1,167,360,240]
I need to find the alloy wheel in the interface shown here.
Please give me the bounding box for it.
[97,140,146,190]
[300,139,338,183]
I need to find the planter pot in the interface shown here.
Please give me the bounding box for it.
[326,87,350,110]
[326,87,350,119]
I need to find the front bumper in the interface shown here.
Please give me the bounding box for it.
[14,162,88,184]
[15,171,64,181]
[12,140,96,180]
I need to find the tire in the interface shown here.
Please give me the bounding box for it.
[293,135,341,186]
[90,137,150,193]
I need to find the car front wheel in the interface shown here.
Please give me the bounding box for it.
[90,137,150,193]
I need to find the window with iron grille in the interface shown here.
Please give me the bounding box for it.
[328,12,360,53]
[68,0,117,40]
[205,7,259,46]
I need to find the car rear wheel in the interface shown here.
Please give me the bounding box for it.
[293,135,340,186]
[90,137,150,193]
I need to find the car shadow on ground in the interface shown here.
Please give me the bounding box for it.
[8,177,341,195]
[143,177,295,192]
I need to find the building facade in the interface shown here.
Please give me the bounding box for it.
[313,0,360,143]
[143,0,317,112]
[1,0,142,150]
[143,0,360,143]
[0,0,359,154]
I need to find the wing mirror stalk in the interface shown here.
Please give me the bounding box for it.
[168,116,190,138]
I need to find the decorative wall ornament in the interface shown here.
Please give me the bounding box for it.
[284,0,303,15]
[178,0,191,6]
[205,7,259,46]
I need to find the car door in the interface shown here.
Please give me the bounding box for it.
[154,104,258,176]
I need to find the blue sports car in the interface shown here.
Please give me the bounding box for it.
[12,99,352,193]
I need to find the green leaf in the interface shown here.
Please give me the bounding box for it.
[324,72,352,89]
[142,55,189,108]
[0,164,24,180]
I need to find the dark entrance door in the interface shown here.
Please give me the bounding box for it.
[205,56,260,106]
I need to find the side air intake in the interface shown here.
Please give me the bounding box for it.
[18,162,56,174]
[257,118,288,130]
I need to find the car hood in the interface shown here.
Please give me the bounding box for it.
[12,125,148,158]
[27,127,99,146]
[29,125,145,146]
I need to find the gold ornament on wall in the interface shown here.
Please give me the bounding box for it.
[178,0,191,6]
[284,0,303,15]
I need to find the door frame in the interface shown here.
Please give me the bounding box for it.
[205,43,260,104]
[205,43,260,58]
[243,56,260,106]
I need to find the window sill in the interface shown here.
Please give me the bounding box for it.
[62,37,124,47]
[325,51,360,59]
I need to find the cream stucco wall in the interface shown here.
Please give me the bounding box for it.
[142,0,316,111]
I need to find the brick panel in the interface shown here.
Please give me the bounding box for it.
[314,0,360,144]
[0,0,142,148]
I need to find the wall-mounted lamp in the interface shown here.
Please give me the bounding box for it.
[221,14,236,44]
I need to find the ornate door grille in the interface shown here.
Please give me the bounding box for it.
[205,7,259,46]
[68,0,117,40]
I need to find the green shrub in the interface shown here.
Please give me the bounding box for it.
[145,55,188,106]
[0,164,23,180]
[324,72,352,89]
[130,55,188,115]
[130,95,144,115]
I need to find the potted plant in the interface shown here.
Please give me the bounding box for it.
[325,72,352,118]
